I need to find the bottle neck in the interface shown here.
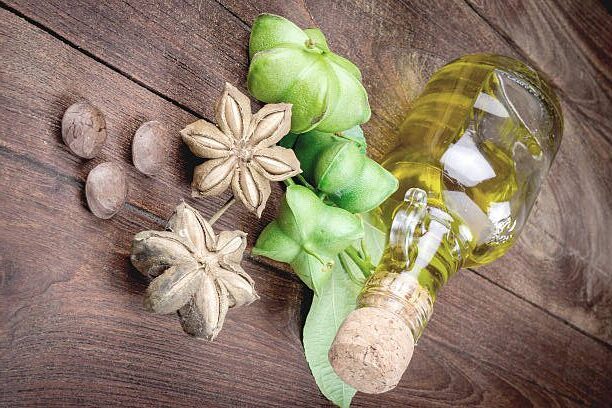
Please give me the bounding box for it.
[358,188,467,342]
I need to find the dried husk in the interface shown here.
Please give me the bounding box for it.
[130,202,259,340]
[181,83,301,217]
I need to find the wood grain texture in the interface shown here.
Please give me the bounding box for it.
[0,2,290,242]
[4,140,610,407]
[1,1,611,407]
[465,0,612,144]
[459,0,612,343]
[4,0,610,343]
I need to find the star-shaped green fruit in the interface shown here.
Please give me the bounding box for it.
[281,127,398,214]
[252,185,364,294]
[248,14,371,134]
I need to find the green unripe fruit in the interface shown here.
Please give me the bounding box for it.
[253,185,364,294]
[322,155,399,214]
[280,126,366,179]
[315,142,363,193]
[314,143,398,213]
[248,14,371,134]
[285,129,398,214]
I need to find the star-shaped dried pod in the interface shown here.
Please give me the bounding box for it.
[181,83,301,217]
[131,202,259,340]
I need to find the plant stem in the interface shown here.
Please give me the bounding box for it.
[360,239,371,262]
[344,246,375,277]
[209,196,236,226]
[295,174,317,192]
[339,253,364,286]
[283,178,296,187]
[303,245,330,270]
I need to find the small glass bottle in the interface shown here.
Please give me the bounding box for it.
[329,54,563,393]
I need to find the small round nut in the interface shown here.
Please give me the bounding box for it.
[61,101,107,159]
[85,162,128,219]
[132,121,168,176]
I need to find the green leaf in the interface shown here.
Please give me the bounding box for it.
[252,185,363,295]
[303,208,388,407]
[248,14,370,133]
[303,260,360,408]
[359,208,388,264]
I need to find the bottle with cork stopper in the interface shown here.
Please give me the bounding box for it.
[329,54,563,393]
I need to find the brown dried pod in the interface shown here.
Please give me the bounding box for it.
[181,83,301,217]
[130,202,259,340]
[61,101,107,159]
[132,120,169,176]
[85,162,128,219]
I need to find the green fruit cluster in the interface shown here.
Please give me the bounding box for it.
[252,185,363,294]
[249,14,398,293]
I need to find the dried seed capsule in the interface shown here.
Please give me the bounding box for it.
[132,121,169,176]
[61,101,107,159]
[85,162,128,219]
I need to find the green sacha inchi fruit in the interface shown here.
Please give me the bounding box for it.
[248,14,371,133]
[281,126,398,214]
[252,185,364,295]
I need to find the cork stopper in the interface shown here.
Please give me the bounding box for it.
[328,307,414,394]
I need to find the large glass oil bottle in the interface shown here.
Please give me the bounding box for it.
[330,54,563,393]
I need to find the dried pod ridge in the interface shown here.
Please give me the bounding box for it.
[61,100,107,159]
[130,202,259,340]
[85,162,128,219]
[181,83,301,217]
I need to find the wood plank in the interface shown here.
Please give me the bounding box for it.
[465,0,612,145]
[5,141,610,407]
[5,0,609,342]
[1,4,611,407]
[219,0,612,344]
[2,148,610,406]
[0,150,319,407]
[0,2,290,242]
[0,11,320,406]
[454,0,612,344]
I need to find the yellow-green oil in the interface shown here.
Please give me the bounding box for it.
[365,55,562,307]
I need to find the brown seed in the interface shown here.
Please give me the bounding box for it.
[132,121,168,176]
[85,162,128,219]
[61,101,107,159]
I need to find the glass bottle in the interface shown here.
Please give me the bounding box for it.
[329,54,563,393]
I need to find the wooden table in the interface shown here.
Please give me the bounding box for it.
[1,1,610,406]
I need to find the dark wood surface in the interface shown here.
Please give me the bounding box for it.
[1,1,610,406]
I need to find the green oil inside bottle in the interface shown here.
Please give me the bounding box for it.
[360,54,563,339]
